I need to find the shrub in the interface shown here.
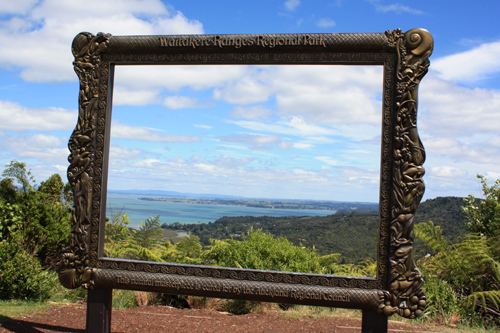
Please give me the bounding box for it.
[0,238,56,300]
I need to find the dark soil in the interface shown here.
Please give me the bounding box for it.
[0,304,448,332]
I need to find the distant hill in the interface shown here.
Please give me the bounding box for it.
[413,196,468,257]
[166,196,468,263]
[414,196,468,241]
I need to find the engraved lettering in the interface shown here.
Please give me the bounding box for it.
[117,276,130,284]
[159,35,326,49]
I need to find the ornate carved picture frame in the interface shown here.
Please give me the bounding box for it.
[59,29,433,319]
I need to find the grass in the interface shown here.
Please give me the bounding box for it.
[272,305,361,321]
[0,300,52,323]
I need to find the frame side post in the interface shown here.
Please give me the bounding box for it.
[362,310,388,333]
[86,288,113,333]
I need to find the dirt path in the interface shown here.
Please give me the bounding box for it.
[0,304,449,332]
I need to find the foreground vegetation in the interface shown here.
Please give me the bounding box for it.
[1,161,499,329]
[166,196,467,263]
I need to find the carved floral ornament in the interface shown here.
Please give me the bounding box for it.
[58,29,433,319]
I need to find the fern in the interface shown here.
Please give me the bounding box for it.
[415,221,449,254]
[466,290,500,316]
[456,234,500,280]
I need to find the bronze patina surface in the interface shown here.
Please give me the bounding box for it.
[59,29,433,318]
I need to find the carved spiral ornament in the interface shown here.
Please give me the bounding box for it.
[379,28,433,318]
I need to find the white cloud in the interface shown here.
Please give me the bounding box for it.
[292,142,313,149]
[0,0,38,15]
[4,134,69,162]
[424,136,500,165]
[194,124,212,130]
[213,70,273,105]
[429,166,467,178]
[111,120,201,142]
[218,133,291,151]
[484,172,500,182]
[315,156,339,166]
[271,66,382,125]
[432,40,500,83]
[420,74,500,136]
[109,145,142,161]
[488,136,500,147]
[113,87,161,106]
[0,100,76,131]
[284,0,300,11]
[228,116,336,138]
[369,1,423,15]
[163,96,209,109]
[231,105,273,121]
[0,0,204,82]
[317,18,336,28]
[119,154,379,201]
[114,65,248,91]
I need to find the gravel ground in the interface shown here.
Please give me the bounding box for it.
[0,304,449,333]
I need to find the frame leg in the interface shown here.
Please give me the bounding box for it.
[86,288,113,333]
[361,310,388,333]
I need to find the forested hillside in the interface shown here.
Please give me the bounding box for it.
[166,196,468,263]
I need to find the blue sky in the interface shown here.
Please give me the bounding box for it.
[0,0,499,202]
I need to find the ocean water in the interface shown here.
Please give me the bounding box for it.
[106,193,335,228]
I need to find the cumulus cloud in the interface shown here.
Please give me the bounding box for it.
[231,105,273,121]
[315,156,339,166]
[114,65,249,94]
[227,116,336,138]
[432,40,500,83]
[284,0,300,11]
[368,1,423,15]
[117,154,379,201]
[0,100,77,131]
[0,0,204,82]
[111,121,201,142]
[109,145,142,161]
[429,166,467,178]
[419,74,500,136]
[113,87,161,106]
[0,0,38,15]
[292,142,313,149]
[213,69,274,105]
[194,124,212,130]
[317,18,336,28]
[163,96,210,109]
[4,134,69,162]
[218,133,292,151]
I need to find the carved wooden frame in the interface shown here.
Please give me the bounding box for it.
[59,29,433,318]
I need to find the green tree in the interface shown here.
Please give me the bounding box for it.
[463,175,500,238]
[38,173,65,203]
[0,177,17,202]
[1,160,36,194]
[0,161,71,300]
[0,235,56,300]
[0,162,71,265]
